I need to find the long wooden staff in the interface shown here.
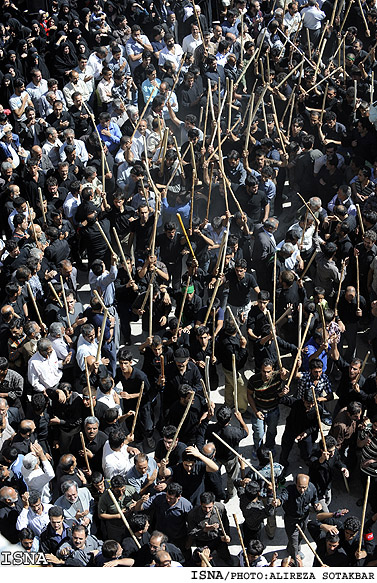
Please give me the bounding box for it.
[82,101,110,174]
[176,212,197,261]
[140,272,156,313]
[358,475,371,553]
[205,355,211,396]
[80,432,91,473]
[203,90,209,140]
[320,83,329,124]
[311,385,327,450]
[286,313,314,389]
[270,95,287,156]
[96,309,108,362]
[131,381,144,435]
[357,0,370,36]
[214,505,227,538]
[93,289,107,313]
[232,353,239,413]
[60,275,71,328]
[276,306,293,328]
[38,187,46,224]
[235,49,257,86]
[356,351,370,384]
[27,282,44,329]
[298,303,303,347]
[286,91,296,141]
[84,357,94,416]
[296,523,327,567]
[176,277,190,335]
[96,222,118,257]
[266,310,282,370]
[149,207,159,257]
[330,0,339,26]
[108,489,141,549]
[319,302,328,343]
[200,378,211,410]
[334,260,346,315]
[273,252,277,324]
[227,305,242,337]
[26,202,38,246]
[268,451,277,502]
[356,204,365,237]
[112,227,132,280]
[48,282,63,308]
[212,433,270,484]
[300,250,317,279]
[356,254,360,310]
[306,67,342,93]
[149,282,153,338]
[198,552,212,567]
[205,163,214,221]
[130,91,155,141]
[233,514,249,566]
[244,93,255,153]
[212,309,216,360]
[203,232,229,326]
[164,391,195,463]
[275,59,303,90]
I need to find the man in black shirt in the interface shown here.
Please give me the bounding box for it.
[156,221,185,292]
[163,347,203,413]
[308,435,348,513]
[216,320,248,412]
[226,259,259,324]
[128,203,155,266]
[273,473,322,565]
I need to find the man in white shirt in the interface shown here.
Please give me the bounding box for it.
[28,338,63,393]
[87,47,108,80]
[63,183,81,224]
[76,323,99,371]
[158,33,184,71]
[63,70,90,107]
[102,428,134,479]
[75,56,95,95]
[59,128,89,165]
[20,443,55,503]
[283,2,302,36]
[26,69,48,116]
[182,23,202,54]
[16,491,52,536]
[301,0,326,46]
[9,79,34,125]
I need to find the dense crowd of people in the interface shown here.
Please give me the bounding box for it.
[1,0,377,569]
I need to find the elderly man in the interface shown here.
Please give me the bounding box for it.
[71,416,107,473]
[0,486,23,543]
[16,490,52,536]
[27,338,63,395]
[273,474,322,565]
[54,480,95,532]
[76,323,109,371]
[21,442,55,503]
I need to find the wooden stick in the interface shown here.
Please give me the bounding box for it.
[266,310,282,370]
[200,378,211,410]
[48,282,63,308]
[101,147,105,192]
[232,353,239,413]
[164,391,195,463]
[165,144,190,189]
[371,71,375,107]
[38,187,46,224]
[176,277,190,335]
[198,552,212,567]
[149,282,153,337]
[93,289,107,313]
[334,260,346,315]
[227,305,242,337]
[301,250,317,279]
[203,90,209,141]
[205,163,214,221]
[233,514,249,566]
[235,48,257,86]
[311,384,327,451]
[176,212,197,261]
[212,308,216,360]
[130,91,155,141]
[319,302,327,343]
[269,451,277,502]
[228,80,233,131]
[306,27,312,60]
[96,309,108,362]
[240,13,244,63]
[357,0,370,36]
[244,93,255,152]
[343,472,350,493]
[159,128,169,177]
[214,504,227,538]
[330,0,339,26]
[296,523,327,567]
[273,251,277,325]
[112,227,132,280]
[356,254,360,310]
[356,204,365,237]
[286,91,296,141]
[26,202,38,245]
[205,355,211,396]
[140,271,156,312]
[149,208,159,257]
[96,222,117,257]
[339,0,354,33]
[358,475,371,553]
[82,101,110,173]
[270,94,287,156]
[131,381,144,435]
[357,350,370,384]
[108,489,141,549]
[286,313,314,388]
[27,282,44,329]
[276,306,293,328]
[298,303,303,347]
[208,78,215,123]
[80,432,90,473]
[84,357,94,416]
[60,275,71,328]
[320,83,329,124]
[172,135,184,175]
[306,67,342,94]
[212,433,270,484]
[275,59,303,90]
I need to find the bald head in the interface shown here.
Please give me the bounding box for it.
[155,550,172,566]
[202,442,216,457]
[0,486,18,505]
[296,473,309,494]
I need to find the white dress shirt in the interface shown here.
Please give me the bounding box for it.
[76,335,99,371]
[102,440,133,479]
[28,349,62,392]
[16,503,53,535]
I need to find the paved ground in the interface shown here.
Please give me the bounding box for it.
[75,190,373,567]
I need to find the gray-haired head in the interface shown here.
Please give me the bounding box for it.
[61,480,78,494]
[49,322,64,338]
[23,453,38,471]
[85,416,99,426]
[309,196,322,210]
[37,338,52,354]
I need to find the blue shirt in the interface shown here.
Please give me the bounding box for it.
[161,197,191,226]
[125,456,158,493]
[96,121,122,154]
